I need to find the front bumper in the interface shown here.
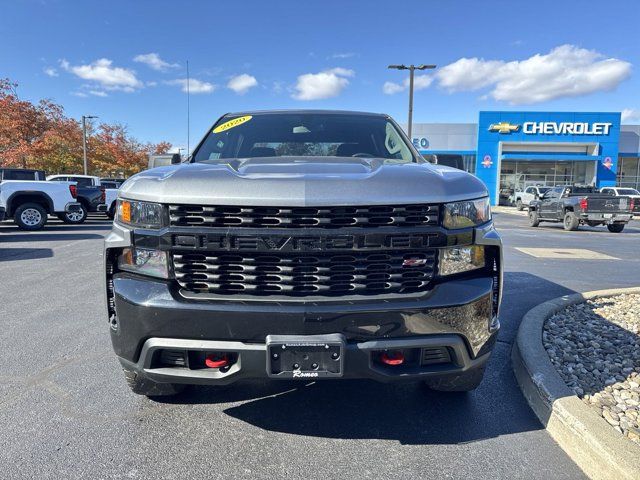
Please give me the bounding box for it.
[109,272,498,384]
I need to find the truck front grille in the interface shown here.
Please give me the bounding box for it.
[168,204,439,229]
[173,250,436,297]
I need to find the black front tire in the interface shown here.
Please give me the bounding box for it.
[563,211,579,231]
[607,223,625,233]
[424,366,486,392]
[528,209,540,227]
[14,202,48,230]
[58,205,87,224]
[107,204,116,220]
[123,368,185,397]
[516,199,523,211]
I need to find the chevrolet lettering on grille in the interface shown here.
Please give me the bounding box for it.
[172,233,441,252]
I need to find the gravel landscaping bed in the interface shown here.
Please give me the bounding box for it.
[543,294,640,444]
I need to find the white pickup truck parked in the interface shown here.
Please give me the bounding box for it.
[511,186,552,210]
[600,187,640,215]
[0,180,82,230]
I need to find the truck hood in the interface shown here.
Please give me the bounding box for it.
[119,157,488,206]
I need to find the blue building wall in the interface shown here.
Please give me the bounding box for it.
[475,111,621,205]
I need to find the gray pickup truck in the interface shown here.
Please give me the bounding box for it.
[104,110,503,397]
[528,185,633,232]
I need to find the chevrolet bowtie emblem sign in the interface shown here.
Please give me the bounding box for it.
[489,122,520,134]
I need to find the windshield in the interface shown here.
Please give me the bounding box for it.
[618,188,640,195]
[538,187,551,193]
[193,113,417,164]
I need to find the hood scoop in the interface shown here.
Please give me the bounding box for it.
[225,156,384,178]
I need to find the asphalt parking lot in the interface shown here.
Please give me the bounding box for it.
[1,212,639,479]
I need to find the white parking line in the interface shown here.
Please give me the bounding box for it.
[515,248,619,260]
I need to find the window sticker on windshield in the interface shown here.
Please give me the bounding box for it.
[213,115,252,133]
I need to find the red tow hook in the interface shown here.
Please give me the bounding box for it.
[205,353,230,369]
[380,350,405,366]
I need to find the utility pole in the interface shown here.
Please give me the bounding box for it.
[82,115,97,175]
[186,60,190,157]
[388,64,436,139]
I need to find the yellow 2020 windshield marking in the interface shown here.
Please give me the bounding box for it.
[213,115,252,133]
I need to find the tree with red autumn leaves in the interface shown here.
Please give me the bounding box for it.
[0,78,172,177]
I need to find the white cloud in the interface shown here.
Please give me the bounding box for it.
[133,53,179,72]
[89,90,108,97]
[71,91,88,98]
[167,78,216,94]
[621,108,640,123]
[329,52,356,59]
[435,45,631,104]
[43,67,58,77]
[382,74,433,95]
[383,81,405,95]
[227,74,258,94]
[61,58,143,92]
[292,67,354,100]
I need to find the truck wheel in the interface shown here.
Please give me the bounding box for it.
[563,211,579,231]
[424,366,486,392]
[607,224,625,233]
[14,203,48,230]
[516,199,523,211]
[528,210,540,227]
[122,368,185,397]
[107,204,116,220]
[58,205,87,224]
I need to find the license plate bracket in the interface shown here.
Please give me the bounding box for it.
[266,334,345,379]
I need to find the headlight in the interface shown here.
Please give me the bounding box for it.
[118,248,169,279]
[439,246,485,276]
[117,199,164,228]
[442,197,491,229]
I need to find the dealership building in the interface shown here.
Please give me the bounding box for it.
[411,111,640,205]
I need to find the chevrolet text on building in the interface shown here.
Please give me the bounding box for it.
[488,121,613,135]
[521,122,612,136]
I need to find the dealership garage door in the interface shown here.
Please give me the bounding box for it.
[498,141,599,204]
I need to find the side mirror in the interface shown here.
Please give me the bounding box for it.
[171,153,182,164]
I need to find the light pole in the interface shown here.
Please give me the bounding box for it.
[388,64,436,139]
[82,115,98,175]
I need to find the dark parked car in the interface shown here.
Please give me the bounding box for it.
[105,110,502,397]
[47,174,105,223]
[100,178,126,189]
[528,185,634,232]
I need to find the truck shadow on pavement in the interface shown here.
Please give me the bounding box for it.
[0,232,105,242]
[155,272,580,445]
[0,247,53,262]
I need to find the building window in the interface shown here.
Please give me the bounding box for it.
[462,155,476,175]
[617,157,640,189]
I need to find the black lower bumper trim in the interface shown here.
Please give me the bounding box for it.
[119,334,491,386]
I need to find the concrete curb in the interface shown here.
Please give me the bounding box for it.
[512,287,640,480]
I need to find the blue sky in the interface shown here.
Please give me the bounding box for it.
[2,0,640,152]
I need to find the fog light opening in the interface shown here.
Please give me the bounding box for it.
[205,353,230,369]
[380,350,405,366]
